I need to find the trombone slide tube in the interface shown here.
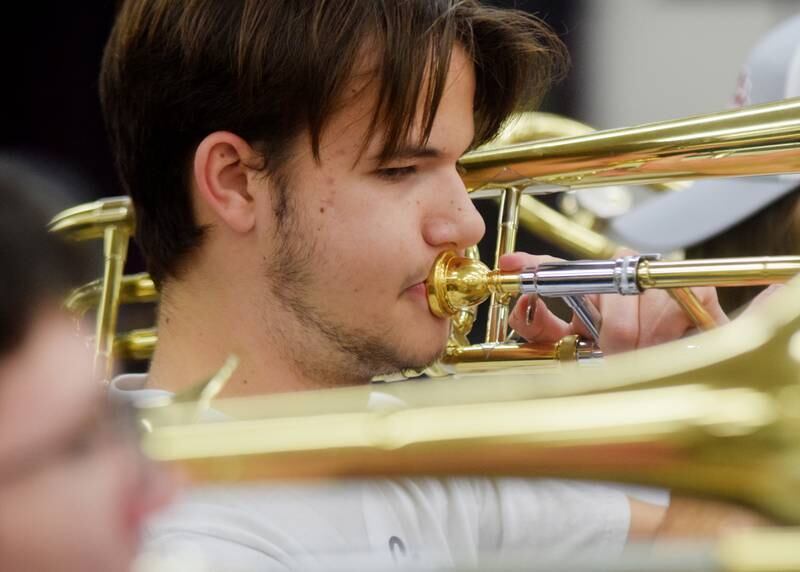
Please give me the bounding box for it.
[508,256,800,298]
[459,97,800,192]
[517,256,645,297]
[637,257,800,289]
[425,252,800,319]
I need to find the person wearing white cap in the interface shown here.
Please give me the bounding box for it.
[610,14,800,312]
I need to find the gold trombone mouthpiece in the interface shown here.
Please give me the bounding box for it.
[426,252,520,318]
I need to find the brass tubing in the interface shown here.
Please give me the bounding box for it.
[668,290,719,331]
[114,328,158,361]
[486,186,522,343]
[517,195,618,259]
[65,273,157,317]
[638,257,800,289]
[95,225,129,382]
[49,196,137,379]
[48,196,134,241]
[442,335,585,366]
[110,329,599,373]
[667,289,718,331]
[496,187,523,256]
[459,97,800,192]
[451,246,481,339]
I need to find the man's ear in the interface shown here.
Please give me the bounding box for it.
[193,132,258,234]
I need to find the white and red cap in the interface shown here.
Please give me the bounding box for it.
[609,14,800,253]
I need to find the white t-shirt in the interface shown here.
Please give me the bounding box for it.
[113,374,636,571]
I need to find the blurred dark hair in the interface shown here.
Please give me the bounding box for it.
[0,157,91,355]
[687,185,800,313]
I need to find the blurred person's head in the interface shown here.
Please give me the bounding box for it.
[610,14,800,313]
[0,158,173,571]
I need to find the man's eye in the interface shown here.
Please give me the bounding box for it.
[375,166,417,181]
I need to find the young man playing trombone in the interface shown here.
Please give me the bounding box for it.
[101,0,757,568]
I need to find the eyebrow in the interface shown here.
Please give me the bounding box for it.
[369,145,444,163]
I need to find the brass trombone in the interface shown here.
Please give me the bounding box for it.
[51,97,800,380]
[419,97,800,372]
[49,197,134,381]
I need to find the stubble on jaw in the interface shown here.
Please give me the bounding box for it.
[261,178,444,388]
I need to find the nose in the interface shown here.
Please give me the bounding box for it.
[422,172,485,250]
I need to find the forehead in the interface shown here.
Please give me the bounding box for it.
[315,45,476,162]
[0,312,95,460]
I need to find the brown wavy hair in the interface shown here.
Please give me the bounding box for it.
[100,0,568,285]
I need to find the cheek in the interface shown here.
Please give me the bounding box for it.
[329,212,420,285]
[314,193,415,262]
[301,174,428,297]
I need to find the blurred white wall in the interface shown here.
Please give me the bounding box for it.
[573,0,800,128]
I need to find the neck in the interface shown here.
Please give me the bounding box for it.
[147,278,335,398]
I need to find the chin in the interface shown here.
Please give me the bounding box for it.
[400,322,451,366]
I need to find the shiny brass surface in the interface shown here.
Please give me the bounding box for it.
[667,286,720,331]
[95,225,129,380]
[426,251,495,318]
[487,111,683,192]
[450,245,482,340]
[638,257,800,289]
[65,273,156,317]
[460,97,800,193]
[441,335,580,368]
[376,335,599,380]
[48,196,134,240]
[427,253,517,318]
[114,328,158,361]
[485,186,523,343]
[50,197,137,381]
